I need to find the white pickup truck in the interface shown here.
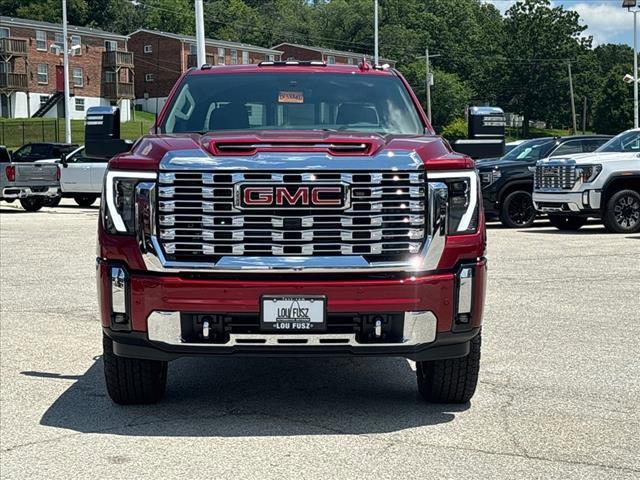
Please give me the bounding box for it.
[533,129,640,233]
[39,146,107,207]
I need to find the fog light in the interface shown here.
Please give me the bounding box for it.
[110,266,130,329]
[582,191,590,207]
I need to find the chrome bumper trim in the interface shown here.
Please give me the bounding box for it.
[147,310,437,347]
[2,186,59,199]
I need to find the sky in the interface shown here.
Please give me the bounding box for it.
[484,0,635,47]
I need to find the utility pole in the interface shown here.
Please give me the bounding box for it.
[374,0,379,65]
[426,47,432,123]
[568,62,577,134]
[195,0,206,67]
[582,97,587,134]
[62,0,71,143]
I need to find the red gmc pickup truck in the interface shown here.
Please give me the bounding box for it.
[97,61,487,405]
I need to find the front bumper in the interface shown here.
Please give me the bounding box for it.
[533,190,601,214]
[98,258,487,361]
[2,186,59,199]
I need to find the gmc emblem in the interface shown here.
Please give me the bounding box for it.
[236,184,348,209]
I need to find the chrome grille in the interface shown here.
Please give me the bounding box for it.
[157,171,426,261]
[535,164,576,190]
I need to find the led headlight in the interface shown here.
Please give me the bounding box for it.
[576,164,602,183]
[103,171,156,234]
[428,170,480,235]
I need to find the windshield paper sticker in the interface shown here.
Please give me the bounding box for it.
[278,91,304,103]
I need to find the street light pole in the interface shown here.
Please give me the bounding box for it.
[623,1,639,128]
[195,0,206,67]
[62,0,71,143]
[634,10,638,128]
[374,0,379,65]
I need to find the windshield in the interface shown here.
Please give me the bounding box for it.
[596,130,640,152]
[502,138,554,162]
[160,73,424,135]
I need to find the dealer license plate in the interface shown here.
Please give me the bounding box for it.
[261,296,326,332]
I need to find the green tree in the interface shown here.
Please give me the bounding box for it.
[593,66,634,135]
[499,0,590,135]
[402,60,473,129]
[13,0,89,25]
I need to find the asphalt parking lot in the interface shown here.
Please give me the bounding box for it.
[0,199,639,479]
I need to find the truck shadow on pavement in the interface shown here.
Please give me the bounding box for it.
[34,356,467,436]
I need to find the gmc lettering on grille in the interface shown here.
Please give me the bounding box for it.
[238,185,346,209]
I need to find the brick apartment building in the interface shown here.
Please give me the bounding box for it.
[128,29,283,114]
[273,42,396,68]
[0,16,134,121]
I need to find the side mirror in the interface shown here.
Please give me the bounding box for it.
[61,153,68,168]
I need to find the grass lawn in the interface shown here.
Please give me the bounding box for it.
[0,115,155,149]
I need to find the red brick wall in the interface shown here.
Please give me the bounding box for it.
[3,25,127,97]
[277,45,322,62]
[128,31,183,99]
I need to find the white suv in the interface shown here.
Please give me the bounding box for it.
[532,129,640,233]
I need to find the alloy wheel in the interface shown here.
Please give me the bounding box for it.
[614,194,640,229]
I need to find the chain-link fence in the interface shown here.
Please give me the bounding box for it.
[0,119,151,149]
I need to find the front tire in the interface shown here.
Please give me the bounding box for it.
[499,190,536,228]
[74,194,97,208]
[548,214,587,231]
[103,334,168,405]
[416,333,481,404]
[603,189,640,233]
[19,197,44,212]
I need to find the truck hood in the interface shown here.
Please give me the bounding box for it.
[109,131,475,171]
[539,151,639,165]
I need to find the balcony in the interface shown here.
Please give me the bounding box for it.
[102,50,134,69]
[102,81,135,99]
[187,53,215,68]
[0,72,28,91]
[0,38,28,57]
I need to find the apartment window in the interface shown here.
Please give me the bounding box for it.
[36,30,47,51]
[104,70,116,83]
[54,32,64,50]
[39,95,49,109]
[326,55,336,64]
[143,44,153,54]
[37,64,48,84]
[75,98,85,112]
[0,28,10,39]
[145,73,155,82]
[72,67,83,87]
[231,49,238,65]
[242,51,249,64]
[266,54,275,62]
[105,40,118,52]
[189,44,197,55]
[71,35,81,53]
[217,47,225,65]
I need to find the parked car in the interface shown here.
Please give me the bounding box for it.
[533,129,640,233]
[38,146,106,207]
[11,142,78,163]
[0,144,60,212]
[477,135,611,228]
[97,62,486,405]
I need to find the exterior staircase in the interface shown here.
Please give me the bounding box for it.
[32,92,63,117]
